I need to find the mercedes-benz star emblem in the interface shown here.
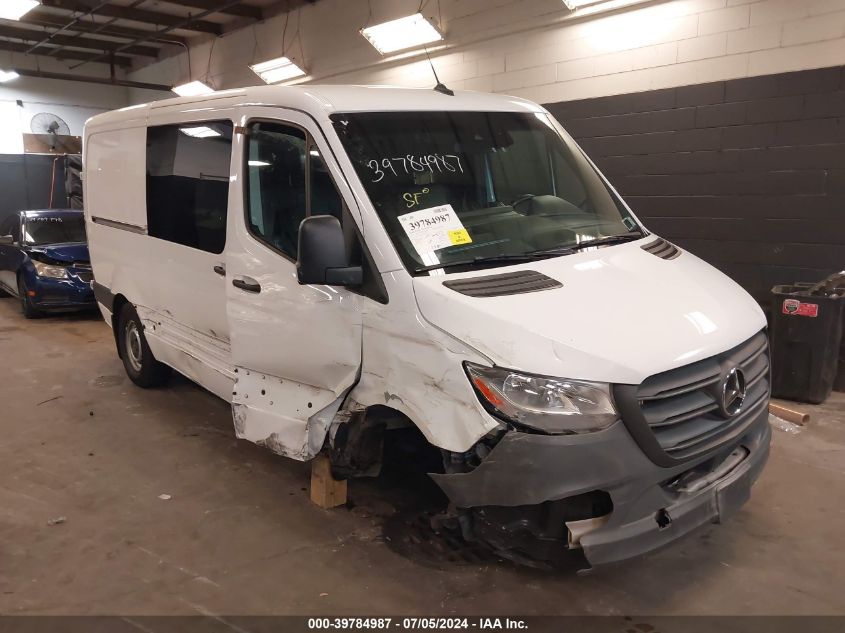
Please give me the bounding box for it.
[720,368,747,417]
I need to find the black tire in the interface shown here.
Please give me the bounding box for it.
[17,276,41,319]
[117,302,171,388]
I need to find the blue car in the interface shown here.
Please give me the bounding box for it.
[0,209,96,318]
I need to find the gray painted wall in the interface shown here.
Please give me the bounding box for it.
[548,65,845,308]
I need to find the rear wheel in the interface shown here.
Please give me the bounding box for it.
[117,302,171,388]
[17,276,41,319]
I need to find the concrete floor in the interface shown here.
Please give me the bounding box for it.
[1,298,844,616]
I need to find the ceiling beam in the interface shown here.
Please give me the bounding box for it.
[69,0,246,69]
[39,0,223,35]
[156,1,263,20]
[21,9,188,45]
[13,67,172,91]
[0,40,133,66]
[0,24,159,57]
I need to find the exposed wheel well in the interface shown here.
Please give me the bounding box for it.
[330,405,444,480]
[111,294,129,358]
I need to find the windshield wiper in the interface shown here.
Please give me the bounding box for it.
[414,231,646,273]
[529,231,645,257]
[414,253,547,273]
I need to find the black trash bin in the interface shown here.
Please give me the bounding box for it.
[771,283,845,404]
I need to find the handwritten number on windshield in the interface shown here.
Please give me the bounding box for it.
[366,154,464,182]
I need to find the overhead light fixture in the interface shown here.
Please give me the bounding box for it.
[180,126,221,139]
[172,80,214,97]
[0,70,20,83]
[562,0,646,14]
[0,0,39,21]
[361,12,443,55]
[250,56,306,84]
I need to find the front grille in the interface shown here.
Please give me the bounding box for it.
[614,331,770,466]
[74,271,94,283]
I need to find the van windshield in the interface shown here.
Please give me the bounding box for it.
[330,111,641,273]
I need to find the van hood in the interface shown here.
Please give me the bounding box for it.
[412,239,766,385]
[27,242,89,264]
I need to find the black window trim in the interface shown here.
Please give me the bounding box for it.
[145,118,235,256]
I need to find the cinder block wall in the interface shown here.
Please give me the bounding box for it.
[547,65,845,307]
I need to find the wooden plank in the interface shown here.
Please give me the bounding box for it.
[310,455,347,509]
[769,400,811,426]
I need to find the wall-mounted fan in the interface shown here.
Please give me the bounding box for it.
[27,112,79,153]
[31,112,71,137]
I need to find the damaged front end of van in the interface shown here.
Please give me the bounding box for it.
[432,353,771,570]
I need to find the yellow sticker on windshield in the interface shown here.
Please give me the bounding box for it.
[448,229,472,245]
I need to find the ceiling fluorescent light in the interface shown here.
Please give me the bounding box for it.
[250,56,306,84]
[0,0,39,21]
[172,80,214,97]
[563,0,644,13]
[361,13,443,55]
[0,70,20,83]
[180,126,221,139]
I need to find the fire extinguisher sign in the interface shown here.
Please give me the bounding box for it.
[783,298,820,317]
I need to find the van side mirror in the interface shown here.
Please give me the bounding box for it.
[0,235,13,245]
[297,215,363,286]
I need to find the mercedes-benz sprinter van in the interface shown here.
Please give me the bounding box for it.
[83,85,771,569]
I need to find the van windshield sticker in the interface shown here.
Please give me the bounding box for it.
[397,204,472,261]
[366,154,464,182]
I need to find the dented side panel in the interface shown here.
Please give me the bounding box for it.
[348,272,500,453]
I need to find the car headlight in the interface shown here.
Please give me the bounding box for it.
[32,260,68,279]
[465,362,617,434]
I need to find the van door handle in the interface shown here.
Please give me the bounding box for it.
[232,276,261,293]
[213,264,226,276]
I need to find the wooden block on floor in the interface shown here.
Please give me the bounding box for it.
[769,400,811,426]
[310,454,347,508]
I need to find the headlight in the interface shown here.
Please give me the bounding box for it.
[32,260,68,279]
[465,362,617,434]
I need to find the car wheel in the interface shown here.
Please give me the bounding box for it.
[117,302,171,388]
[17,276,41,319]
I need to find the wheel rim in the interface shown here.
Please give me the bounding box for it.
[124,320,143,372]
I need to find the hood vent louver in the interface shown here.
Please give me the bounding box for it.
[641,237,681,260]
[443,270,562,298]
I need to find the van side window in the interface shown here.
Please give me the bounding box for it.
[246,123,307,259]
[309,144,343,221]
[245,122,345,260]
[146,121,233,254]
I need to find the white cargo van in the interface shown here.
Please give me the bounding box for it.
[83,85,771,569]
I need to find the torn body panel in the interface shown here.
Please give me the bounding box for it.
[232,368,350,461]
[345,273,500,454]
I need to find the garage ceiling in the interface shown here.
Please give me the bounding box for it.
[0,0,316,69]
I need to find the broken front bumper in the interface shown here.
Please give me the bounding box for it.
[430,407,770,569]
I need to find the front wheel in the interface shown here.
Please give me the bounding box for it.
[18,276,41,319]
[117,303,171,388]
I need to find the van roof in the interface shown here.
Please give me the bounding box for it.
[86,84,545,128]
